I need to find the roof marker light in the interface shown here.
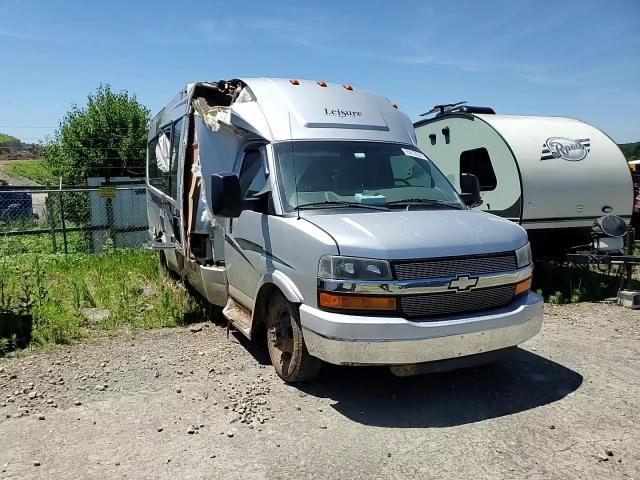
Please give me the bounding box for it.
[391,103,398,109]
[316,81,327,87]
[343,84,353,91]
[289,79,300,85]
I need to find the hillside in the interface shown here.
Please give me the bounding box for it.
[0,132,41,160]
[0,132,21,147]
[619,142,640,160]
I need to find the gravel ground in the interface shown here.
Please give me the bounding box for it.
[0,303,639,479]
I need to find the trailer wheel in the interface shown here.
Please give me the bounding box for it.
[266,293,321,382]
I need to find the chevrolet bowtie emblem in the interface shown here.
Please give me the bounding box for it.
[448,275,479,291]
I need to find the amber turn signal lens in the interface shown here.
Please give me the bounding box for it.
[319,292,396,311]
[514,277,532,296]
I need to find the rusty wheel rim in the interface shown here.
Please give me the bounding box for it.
[268,311,295,376]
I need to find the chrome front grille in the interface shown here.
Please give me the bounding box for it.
[393,253,517,281]
[400,285,516,319]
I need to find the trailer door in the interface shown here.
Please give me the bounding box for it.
[447,117,521,221]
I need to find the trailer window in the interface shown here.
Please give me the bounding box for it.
[460,148,497,191]
[148,121,183,199]
[148,127,171,195]
[170,118,183,199]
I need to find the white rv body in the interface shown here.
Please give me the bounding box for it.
[414,112,633,258]
[146,80,543,381]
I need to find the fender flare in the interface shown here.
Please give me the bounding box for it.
[255,270,304,304]
[249,271,304,334]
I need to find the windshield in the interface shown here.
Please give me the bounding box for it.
[272,141,464,212]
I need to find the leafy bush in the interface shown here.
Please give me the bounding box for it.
[546,291,565,305]
[44,84,149,184]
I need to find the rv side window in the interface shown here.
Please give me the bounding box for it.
[170,118,183,199]
[148,127,172,195]
[239,149,267,198]
[459,147,497,191]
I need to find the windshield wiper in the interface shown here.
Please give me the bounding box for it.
[295,201,389,211]
[385,198,463,209]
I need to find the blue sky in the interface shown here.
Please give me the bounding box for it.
[1,0,639,143]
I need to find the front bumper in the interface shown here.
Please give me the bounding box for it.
[299,291,544,365]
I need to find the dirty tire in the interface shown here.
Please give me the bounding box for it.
[266,294,321,382]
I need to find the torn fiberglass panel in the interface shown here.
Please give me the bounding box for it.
[193,112,245,228]
[155,132,170,173]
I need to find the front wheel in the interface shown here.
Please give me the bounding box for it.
[266,294,322,382]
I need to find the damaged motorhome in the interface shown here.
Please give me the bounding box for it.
[147,79,543,382]
[414,104,634,259]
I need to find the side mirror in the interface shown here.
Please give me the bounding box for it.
[210,173,243,218]
[460,173,482,207]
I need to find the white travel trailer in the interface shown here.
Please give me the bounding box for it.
[414,105,634,259]
[147,80,544,382]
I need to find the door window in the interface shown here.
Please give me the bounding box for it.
[459,147,497,191]
[238,149,267,199]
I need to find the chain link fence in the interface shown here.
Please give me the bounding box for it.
[0,179,148,255]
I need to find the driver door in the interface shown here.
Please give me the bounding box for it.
[225,146,270,309]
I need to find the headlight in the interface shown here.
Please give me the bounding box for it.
[318,255,392,280]
[515,243,532,268]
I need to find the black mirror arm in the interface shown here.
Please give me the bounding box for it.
[460,193,483,208]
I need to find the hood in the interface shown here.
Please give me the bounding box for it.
[303,209,528,260]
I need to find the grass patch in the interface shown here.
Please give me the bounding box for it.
[0,250,199,353]
[0,231,92,255]
[2,158,56,185]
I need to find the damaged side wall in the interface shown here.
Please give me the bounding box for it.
[184,86,263,263]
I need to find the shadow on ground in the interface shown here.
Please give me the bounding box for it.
[237,335,583,428]
[304,348,582,428]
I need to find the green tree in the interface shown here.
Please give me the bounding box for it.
[44,84,150,184]
[619,142,640,160]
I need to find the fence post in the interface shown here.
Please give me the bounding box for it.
[59,179,68,254]
[46,194,57,254]
[104,178,115,247]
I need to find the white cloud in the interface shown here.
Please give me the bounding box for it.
[382,53,491,73]
[194,17,332,49]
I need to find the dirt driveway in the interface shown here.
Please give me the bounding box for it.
[1,303,639,479]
